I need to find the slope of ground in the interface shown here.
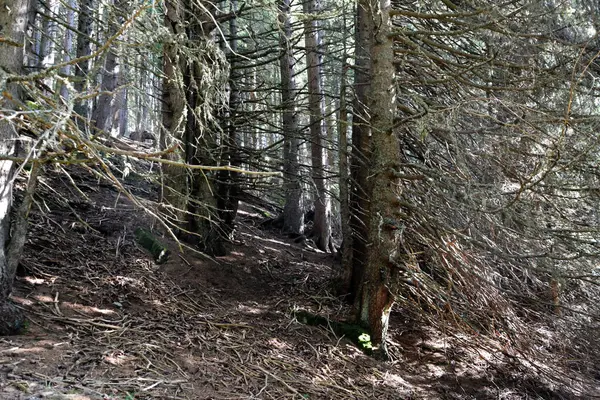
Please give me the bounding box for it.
[0,165,596,399]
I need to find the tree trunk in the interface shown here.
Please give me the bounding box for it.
[161,0,189,221]
[73,0,94,126]
[279,0,304,235]
[116,56,129,137]
[347,0,373,302]
[353,0,400,358]
[183,61,225,256]
[334,5,352,295]
[303,0,332,252]
[92,0,125,134]
[216,0,241,239]
[161,0,227,256]
[25,0,40,68]
[135,53,148,134]
[0,0,38,334]
[37,0,60,69]
[91,48,118,134]
[337,61,352,294]
[59,0,76,101]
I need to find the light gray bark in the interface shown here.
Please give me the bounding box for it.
[25,0,39,67]
[0,0,29,295]
[36,0,59,69]
[117,85,128,137]
[92,0,123,134]
[59,0,76,101]
[0,0,37,334]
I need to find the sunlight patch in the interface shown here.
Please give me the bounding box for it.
[22,276,46,285]
[236,209,264,218]
[61,302,116,316]
[267,338,289,350]
[103,350,136,366]
[11,296,34,306]
[237,303,266,315]
[262,246,281,253]
[1,346,48,355]
[378,372,414,390]
[32,295,54,303]
[240,232,292,247]
[112,276,143,287]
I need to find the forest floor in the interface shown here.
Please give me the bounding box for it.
[0,158,596,399]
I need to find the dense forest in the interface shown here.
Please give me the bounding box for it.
[1,0,600,398]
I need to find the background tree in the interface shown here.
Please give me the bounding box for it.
[279,0,304,235]
[303,0,332,252]
[73,0,94,126]
[215,0,242,239]
[346,0,373,301]
[91,0,126,134]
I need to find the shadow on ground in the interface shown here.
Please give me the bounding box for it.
[0,167,594,399]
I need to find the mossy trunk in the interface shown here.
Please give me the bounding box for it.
[160,0,228,256]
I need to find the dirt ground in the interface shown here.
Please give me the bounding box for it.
[0,166,596,399]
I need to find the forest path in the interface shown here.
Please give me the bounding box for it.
[0,166,583,399]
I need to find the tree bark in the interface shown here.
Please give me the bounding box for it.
[59,0,76,101]
[36,0,59,69]
[279,0,304,235]
[161,0,227,256]
[334,3,352,295]
[303,0,332,252]
[116,59,129,137]
[347,0,373,302]
[25,0,40,68]
[135,53,149,134]
[161,0,190,233]
[337,61,352,294]
[0,0,37,334]
[353,0,400,358]
[216,0,241,239]
[73,0,94,126]
[92,0,126,134]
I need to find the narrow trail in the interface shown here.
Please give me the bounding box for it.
[0,167,588,399]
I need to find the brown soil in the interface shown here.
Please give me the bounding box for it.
[0,165,596,399]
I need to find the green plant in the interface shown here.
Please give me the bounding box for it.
[358,333,372,351]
